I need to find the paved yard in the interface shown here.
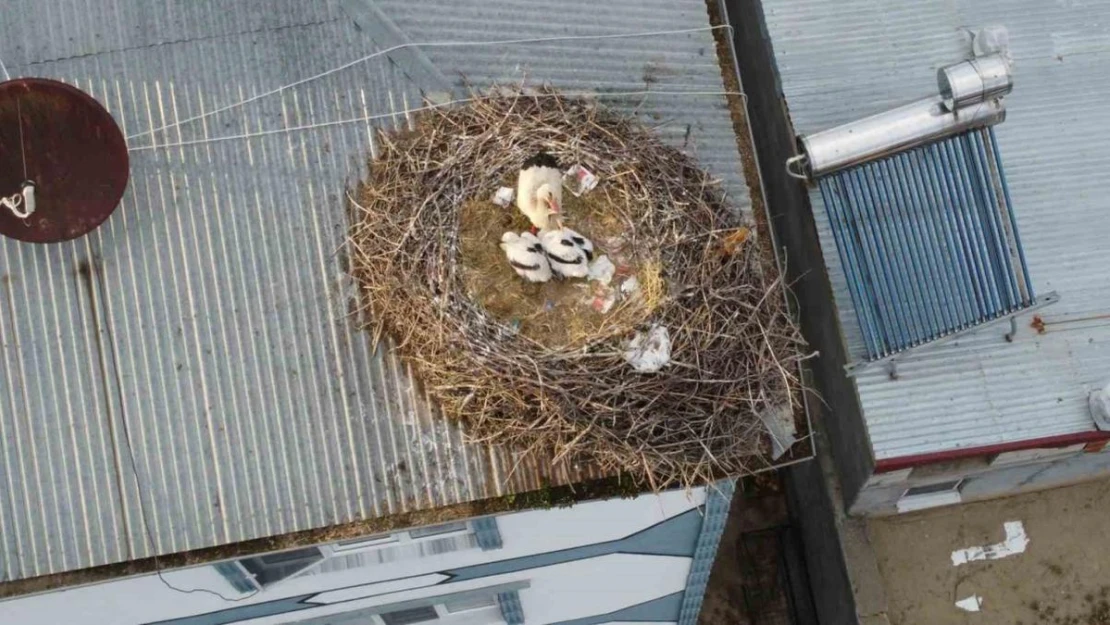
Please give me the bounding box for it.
[869,478,1110,625]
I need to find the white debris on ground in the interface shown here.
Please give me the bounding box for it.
[1089,380,1110,430]
[587,254,615,284]
[620,276,640,296]
[624,324,671,373]
[563,164,598,197]
[492,186,515,207]
[955,595,984,613]
[951,521,1029,566]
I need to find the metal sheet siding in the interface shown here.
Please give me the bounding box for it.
[761,0,1110,459]
[0,0,574,582]
[0,0,744,582]
[374,0,752,212]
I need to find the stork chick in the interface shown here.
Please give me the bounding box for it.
[516,151,563,232]
[500,231,552,283]
[540,228,590,279]
[561,226,594,262]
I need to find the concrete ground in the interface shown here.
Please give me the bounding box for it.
[868,478,1110,625]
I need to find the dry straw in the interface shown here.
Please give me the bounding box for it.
[349,87,808,489]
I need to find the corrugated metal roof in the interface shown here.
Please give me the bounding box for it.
[0,0,748,582]
[375,0,751,210]
[760,0,1110,459]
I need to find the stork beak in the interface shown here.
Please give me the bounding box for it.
[548,198,561,214]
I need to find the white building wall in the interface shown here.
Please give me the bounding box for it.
[854,446,1110,515]
[0,488,707,625]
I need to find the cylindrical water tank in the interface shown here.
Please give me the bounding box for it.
[798,95,1006,178]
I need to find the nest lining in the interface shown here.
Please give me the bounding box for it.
[349,88,807,488]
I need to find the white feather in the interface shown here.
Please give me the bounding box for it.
[516,165,563,231]
[500,232,552,282]
[540,228,589,279]
[561,227,594,262]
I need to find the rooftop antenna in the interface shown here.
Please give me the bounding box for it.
[0,78,129,243]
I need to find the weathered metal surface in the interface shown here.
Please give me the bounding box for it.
[761,0,1110,460]
[374,0,753,213]
[0,79,128,243]
[0,0,746,582]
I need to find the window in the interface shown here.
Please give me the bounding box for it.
[380,606,439,625]
[896,479,963,513]
[409,521,468,538]
[335,533,400,551]
[238,547,324,587]
[444,595,498,614]
[903,479,962,497]
[289,587,524,625]
[212,561,256,594]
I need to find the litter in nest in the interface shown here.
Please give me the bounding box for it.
[457,187,660,349]
[588,255,616,285]
[492,186,515,207]
[624,324,672,373]
[349,86,808,486]
[563,164,598,197]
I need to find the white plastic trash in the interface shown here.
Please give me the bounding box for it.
[620,276,640,296]
[590,289,617,314]
[492,186,515,207]
[563,164,598,197]
[1090,381,1110,430]
[955,596,983,613]
[624,324,671,373]
[587,255,616,285]
[973,25,1012,65]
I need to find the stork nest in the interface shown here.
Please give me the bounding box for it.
[349,88,808,488]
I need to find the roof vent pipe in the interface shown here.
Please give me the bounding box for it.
[787,53,1013,180]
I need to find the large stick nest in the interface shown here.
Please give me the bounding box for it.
[350,88,808,488]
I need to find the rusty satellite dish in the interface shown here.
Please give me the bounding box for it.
[0,78,129,243]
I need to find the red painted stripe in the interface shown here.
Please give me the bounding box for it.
[875,430,1110,473]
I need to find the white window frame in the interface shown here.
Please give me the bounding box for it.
[443,595,499,614]
[332,533,401,552]
[295,521,481,578]
[370,595,504,625]
[231,546,326,591]
[896,479,964,513]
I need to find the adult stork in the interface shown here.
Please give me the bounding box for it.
[516,151,563,232]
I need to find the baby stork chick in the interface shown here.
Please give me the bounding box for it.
[516,151,563,232]
[540,228,593,279]
[562,227,594,262]
[500,231,552,283]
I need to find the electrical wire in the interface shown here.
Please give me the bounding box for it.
[106,288,261,603]
[117,408,262,601]
[124,24,733,143]
[127,89,747,153]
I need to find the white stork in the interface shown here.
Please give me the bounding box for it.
[499,231,552,282]
[540,228,591,279]
[562,226,594,262]
[516,151,563,232]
